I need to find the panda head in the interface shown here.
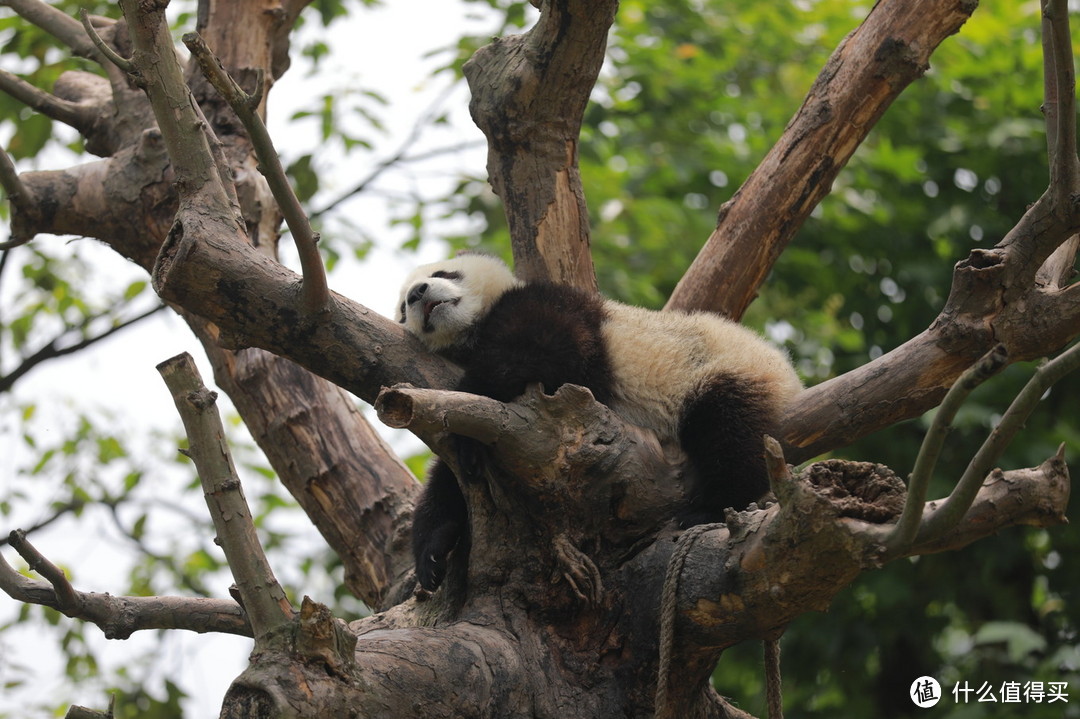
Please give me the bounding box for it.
[397,254,521,352]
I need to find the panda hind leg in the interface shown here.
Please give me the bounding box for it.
[411,458,468,592]
[676,374,776,526]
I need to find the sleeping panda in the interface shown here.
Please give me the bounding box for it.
[398,254,802,592]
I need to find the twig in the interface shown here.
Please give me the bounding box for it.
[310,140,485,221]
[309,80,473,220]
[0,304,166,394]
[8,529,81,612]
[884,345,1008,553]
[0,500,85,546]
[157,352,295,641]
[182,32,329,313]
[0,533,251,637]
[918,340,1080,542]
[78,9,134,72]
[0,69,89,129]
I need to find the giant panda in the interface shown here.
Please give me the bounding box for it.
[397,254,802,592]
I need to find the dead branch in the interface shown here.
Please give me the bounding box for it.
[158,352,294,640]
[0,531,251,638]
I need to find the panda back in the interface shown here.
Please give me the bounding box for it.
[600,301,801,440]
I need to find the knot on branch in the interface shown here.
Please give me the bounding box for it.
[296,596,359,679]
[803,460,906,523]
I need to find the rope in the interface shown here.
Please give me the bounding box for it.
[764,636,784,719]
[654,523,722,719]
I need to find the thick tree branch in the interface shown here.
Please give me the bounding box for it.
[158,352,294,641]
[666,0,977,318]
[465,0,618,288]
[0,530,251,638]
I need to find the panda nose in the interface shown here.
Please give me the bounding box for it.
[407,283,428,306]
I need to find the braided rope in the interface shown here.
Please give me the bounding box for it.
[654,523,722,719]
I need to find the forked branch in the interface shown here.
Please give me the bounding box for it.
[881,340,1079,554]
[183,31,329,313]
[0,530,251,638]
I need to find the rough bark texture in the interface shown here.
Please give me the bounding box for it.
[0,0,1077,718]
[465,0,617,289]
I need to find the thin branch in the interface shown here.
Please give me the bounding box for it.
[884,345,1009,553]
[182,31,329,313]
[0,0,105,63]
[0,69,90,129]
[102,501,212,597]
[8,529,80,612]
[310,139,487,221]
[0,304,166,394]
[309,80,472,220]
[0,532,251,638]
[157,352,295,641]
[918,340,1080,542]
[78,9,134,72]
[0,500,85,546]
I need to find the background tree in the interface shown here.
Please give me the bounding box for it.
[0,1,1077,718]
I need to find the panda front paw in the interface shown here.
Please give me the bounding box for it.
[413,520,463,592]
[454,436,487,482]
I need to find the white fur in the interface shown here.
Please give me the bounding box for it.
[601,301,802,440]
[398,254,522,352]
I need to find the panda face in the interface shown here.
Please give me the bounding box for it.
[397,254,521,352]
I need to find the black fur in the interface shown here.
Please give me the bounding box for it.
[675,374,775,527]
[412,283,611,591]
[411,459,467,592]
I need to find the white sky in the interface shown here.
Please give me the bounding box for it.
[0,1,529,716]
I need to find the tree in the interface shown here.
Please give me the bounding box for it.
[1,0,1077,717]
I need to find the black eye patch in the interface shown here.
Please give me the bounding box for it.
[430,270,462,281]
[399,302,406,322]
